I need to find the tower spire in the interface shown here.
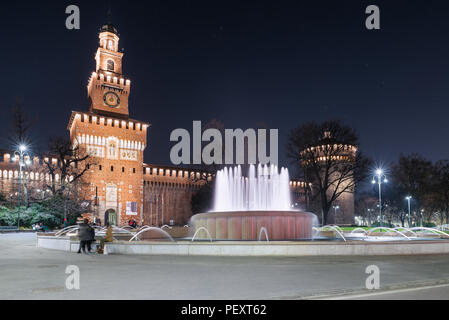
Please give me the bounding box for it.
[100,5,118,35]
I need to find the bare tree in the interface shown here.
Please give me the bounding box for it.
[33,136,99,225]
[287,120,372,224]
[392,154,433,208]
[40,136,96,196]
[390,154,449,226]
[391,153,436,226]
[8,102,34,147]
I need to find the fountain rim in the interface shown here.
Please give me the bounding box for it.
[191,210,316,220]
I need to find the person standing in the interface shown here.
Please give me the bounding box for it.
[88,222,96,253]
[77,218,93,254]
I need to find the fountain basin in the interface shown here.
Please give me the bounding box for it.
[191,210,316,240]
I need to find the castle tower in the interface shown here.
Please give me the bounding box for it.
[300,131,356,225]
[67,22,149,226]
[87,23,130,118]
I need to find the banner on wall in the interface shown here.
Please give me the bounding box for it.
[126,201,138,215]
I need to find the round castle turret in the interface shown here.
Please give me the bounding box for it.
[300,131,356,225]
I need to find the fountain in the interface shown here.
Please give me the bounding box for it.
[191,227,213,242]
[190,164,317,240]
[258,227,269,242]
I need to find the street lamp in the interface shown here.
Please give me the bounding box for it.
[14,144,29,230]
[333,205,340,225]
[372,168,388,230]
[405,196,412,227]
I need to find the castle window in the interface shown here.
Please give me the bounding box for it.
[99,165,102,171]
[108,40,114,50]
[122,167,125,173]
[111,166,114,172]
[107,60,114,72]
[133,168,136,174]
[107,138,118,159]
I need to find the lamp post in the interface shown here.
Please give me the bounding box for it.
[405,196,412,227]
[14,145,29,230]
[333,205,340,225]
[372,169,388,231]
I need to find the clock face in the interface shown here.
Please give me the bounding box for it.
[103,91,120,108]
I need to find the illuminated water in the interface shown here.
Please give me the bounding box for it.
[213,164,291,212]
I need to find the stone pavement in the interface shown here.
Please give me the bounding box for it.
[1,233,449,299]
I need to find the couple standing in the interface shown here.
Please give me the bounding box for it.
[77,218,96,254]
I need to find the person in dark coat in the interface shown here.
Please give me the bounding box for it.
[88,223,96,252]
[77,218,94,254]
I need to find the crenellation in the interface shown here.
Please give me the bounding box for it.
[89,71,131,88]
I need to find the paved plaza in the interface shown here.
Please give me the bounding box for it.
[1,233,449,300]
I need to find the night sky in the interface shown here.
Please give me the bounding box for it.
[1,0,449,174]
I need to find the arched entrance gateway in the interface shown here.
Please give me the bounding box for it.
[104,209,117,226]
[105,184,118,225]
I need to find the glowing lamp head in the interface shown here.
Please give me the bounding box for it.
[371,179,376,184]
[375,169,383,175]
[19,145,27,152]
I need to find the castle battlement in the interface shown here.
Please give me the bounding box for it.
[0,151,59,166]
[67,111,150,134]
[88,72,131,88]
[143,164,211,182]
